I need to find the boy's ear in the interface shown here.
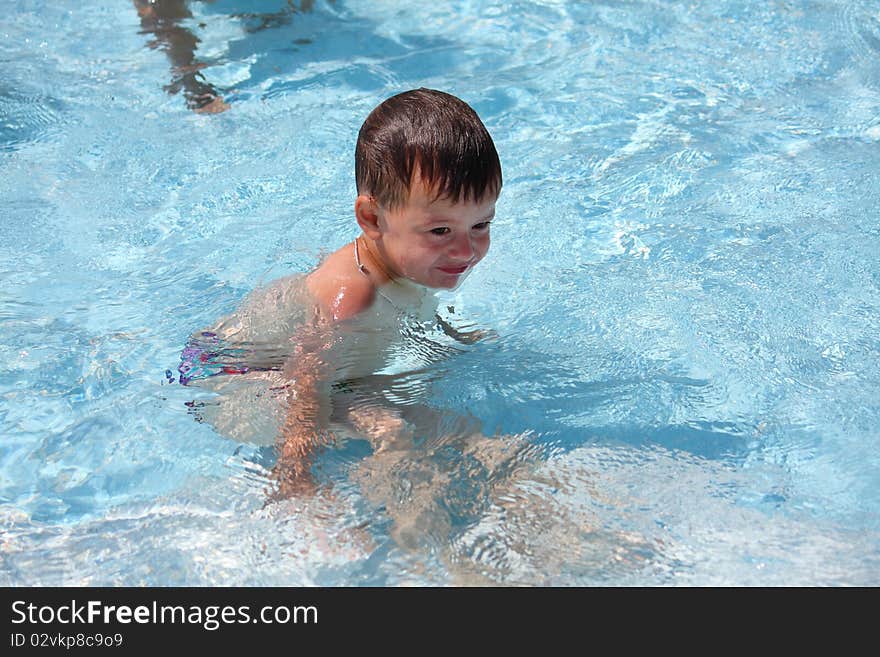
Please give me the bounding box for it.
[355,194,382,239]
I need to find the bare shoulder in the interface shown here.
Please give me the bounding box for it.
[306,243,376,322]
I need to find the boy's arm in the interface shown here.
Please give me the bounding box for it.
[273,274,376,498]
[273,328,336,497]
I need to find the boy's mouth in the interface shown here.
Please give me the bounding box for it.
[437,264,470,275]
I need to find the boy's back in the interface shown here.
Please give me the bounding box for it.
[181,262,441,446]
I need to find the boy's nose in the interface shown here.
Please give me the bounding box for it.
[448,233,475,261]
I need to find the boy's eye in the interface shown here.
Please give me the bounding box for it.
[428,222,491,236]
[431,221,492,235]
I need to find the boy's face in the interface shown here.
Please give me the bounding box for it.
[374,177,496,289]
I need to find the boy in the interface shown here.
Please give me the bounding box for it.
[181,88,507,500]
[277,88,502,497]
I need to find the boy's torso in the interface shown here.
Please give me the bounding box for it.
[182,259,442,446]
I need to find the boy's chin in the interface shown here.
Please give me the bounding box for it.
[432,269,473,291]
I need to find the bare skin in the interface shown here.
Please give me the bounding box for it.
[304,177,496,320]
[273,176,497,495]
[185,180,626,579]
[133,0,314,114]
[184,175,646,578]
[133,0,230,113]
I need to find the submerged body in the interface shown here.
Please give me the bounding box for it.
[177,88,534,553]
[180,253,542,555]
[179,184,496,468]
[180,266,443,446]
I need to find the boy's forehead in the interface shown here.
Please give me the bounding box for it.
[406,174,446,202]
[405,176,498,211]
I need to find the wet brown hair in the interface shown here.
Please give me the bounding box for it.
[355,88,502,210]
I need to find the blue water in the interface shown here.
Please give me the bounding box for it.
[2,0,879,585]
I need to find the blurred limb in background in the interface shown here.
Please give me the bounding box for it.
[133,0,317,114]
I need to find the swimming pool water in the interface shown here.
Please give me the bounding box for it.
[2,0,879,585]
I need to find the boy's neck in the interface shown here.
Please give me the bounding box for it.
[356,234,399,286]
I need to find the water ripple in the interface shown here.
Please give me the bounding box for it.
[0,87,65,152]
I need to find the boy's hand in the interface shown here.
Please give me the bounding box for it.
[435,315,498,345]
[271,425,335,500]
[461,327,499,344]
